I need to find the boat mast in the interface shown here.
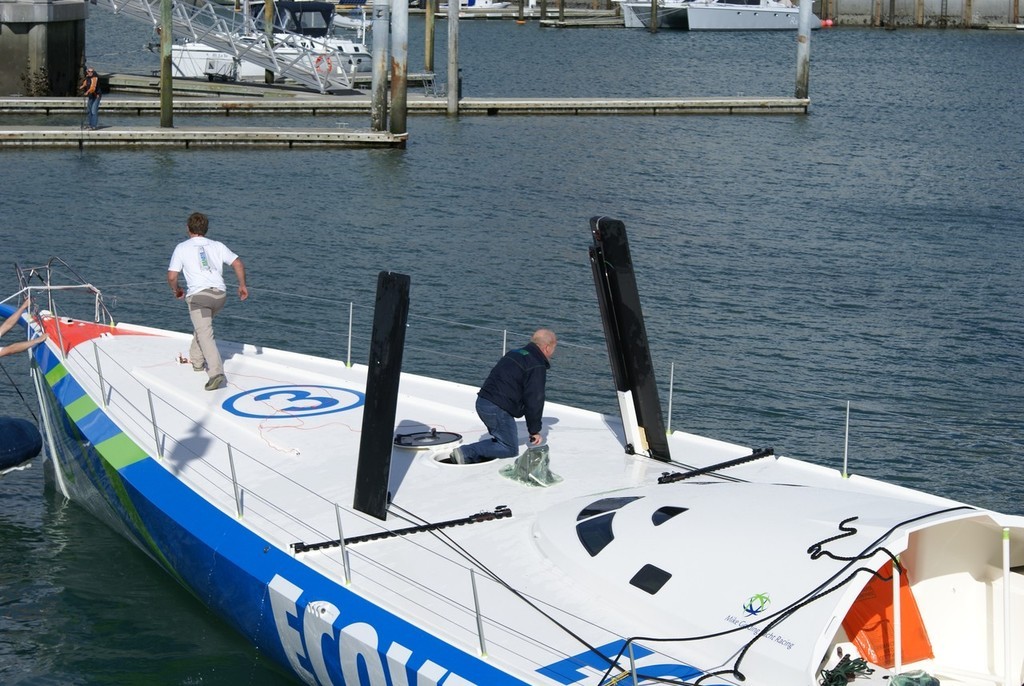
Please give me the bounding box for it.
[589,217,671,462]
[353,271,411,520]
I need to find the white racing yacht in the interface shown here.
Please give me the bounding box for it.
[5,217,1022,686]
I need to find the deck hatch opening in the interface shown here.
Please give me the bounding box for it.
[652,505,688,526]
[577,496,642,521]
[630,564,672,594]
[577,512,616,557]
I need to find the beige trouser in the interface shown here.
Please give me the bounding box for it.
[187,289,227,377]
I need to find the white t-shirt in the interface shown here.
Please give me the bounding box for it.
[168,236,239,297]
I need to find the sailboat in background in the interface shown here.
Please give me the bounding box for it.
[171,0,371,82]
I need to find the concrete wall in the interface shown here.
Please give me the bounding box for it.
[0,0,86,96]
[818,0,1020,26]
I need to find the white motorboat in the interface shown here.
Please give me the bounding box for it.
[685,0,821,30]
[7,219,1024,686]
[439,0,513,10]
[172,0,371,82]
[616,0,692,29]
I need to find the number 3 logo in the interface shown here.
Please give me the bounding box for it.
[223,385,365,419]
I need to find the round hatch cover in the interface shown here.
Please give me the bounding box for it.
[393,429,462,449]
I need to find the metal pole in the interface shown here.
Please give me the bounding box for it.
[346,301,353,368]
[447,0,459,116]
[842,400,850,478]
[265,0,276,84]
[470,569,488,656]
[370,0,391,131]
[159,0,173,128]
[148,389,163,459]
[336,503,352,585]
[1003,528,1012,686]
[390,0,409,136]
[92,341,106,408]
[425,0,436,73]
[227,444,243,517]
[666,362,674,435]
[794,0,812,99]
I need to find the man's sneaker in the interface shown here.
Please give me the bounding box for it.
[449,447,466,464]
[192,363,206,372]
[204,374,226,391]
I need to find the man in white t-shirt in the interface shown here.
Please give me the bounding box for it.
[167,212,248,391]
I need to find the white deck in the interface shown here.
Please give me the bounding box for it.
[44,317,1024,685]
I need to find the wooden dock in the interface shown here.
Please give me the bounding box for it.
[0,94,809,117]
[0,75,809,147]
[0,125,407,148]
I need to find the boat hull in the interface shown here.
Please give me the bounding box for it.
[31,337,527,686]
[13,272,1024,686]
[171,40,371,83]
[619,1,691,28]
[685,2,821,29]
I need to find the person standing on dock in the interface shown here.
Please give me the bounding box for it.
[79,66,101,130]
[449,329,557,464]
[167,212,248,391]
[0,300,47,358]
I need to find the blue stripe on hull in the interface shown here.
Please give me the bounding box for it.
[33,346,530,686]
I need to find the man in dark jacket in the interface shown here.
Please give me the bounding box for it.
[79,66,101,130]
[451,329,557,464]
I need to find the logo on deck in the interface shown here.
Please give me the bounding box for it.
[222,385,365,419]
[742,592,771,616]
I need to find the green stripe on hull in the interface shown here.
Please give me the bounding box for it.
[40,368,186,588]
[66,394,100,422]
[45,364,67,387]
[97,432,150,470]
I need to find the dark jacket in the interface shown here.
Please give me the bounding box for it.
[477,342,549,435]
[80,74,100,98]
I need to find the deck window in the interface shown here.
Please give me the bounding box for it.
[577,512,616,557]
[576,496,641,522]
[652,505,688,526]
[630,564,672,594]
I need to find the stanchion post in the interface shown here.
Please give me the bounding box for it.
[471,569,487,656]
[227,444,243,518]
[148,389,163,459]
[93,341,106,408]
[336,503,352,585]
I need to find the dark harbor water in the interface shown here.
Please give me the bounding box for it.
[0,13,1021,685]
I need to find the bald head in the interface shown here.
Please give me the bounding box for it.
[531,329,557,360]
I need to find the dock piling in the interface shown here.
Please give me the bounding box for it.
[447,0,459,115]
[390,0,409,136]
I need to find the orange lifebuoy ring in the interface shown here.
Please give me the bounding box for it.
[314,54,332,75]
